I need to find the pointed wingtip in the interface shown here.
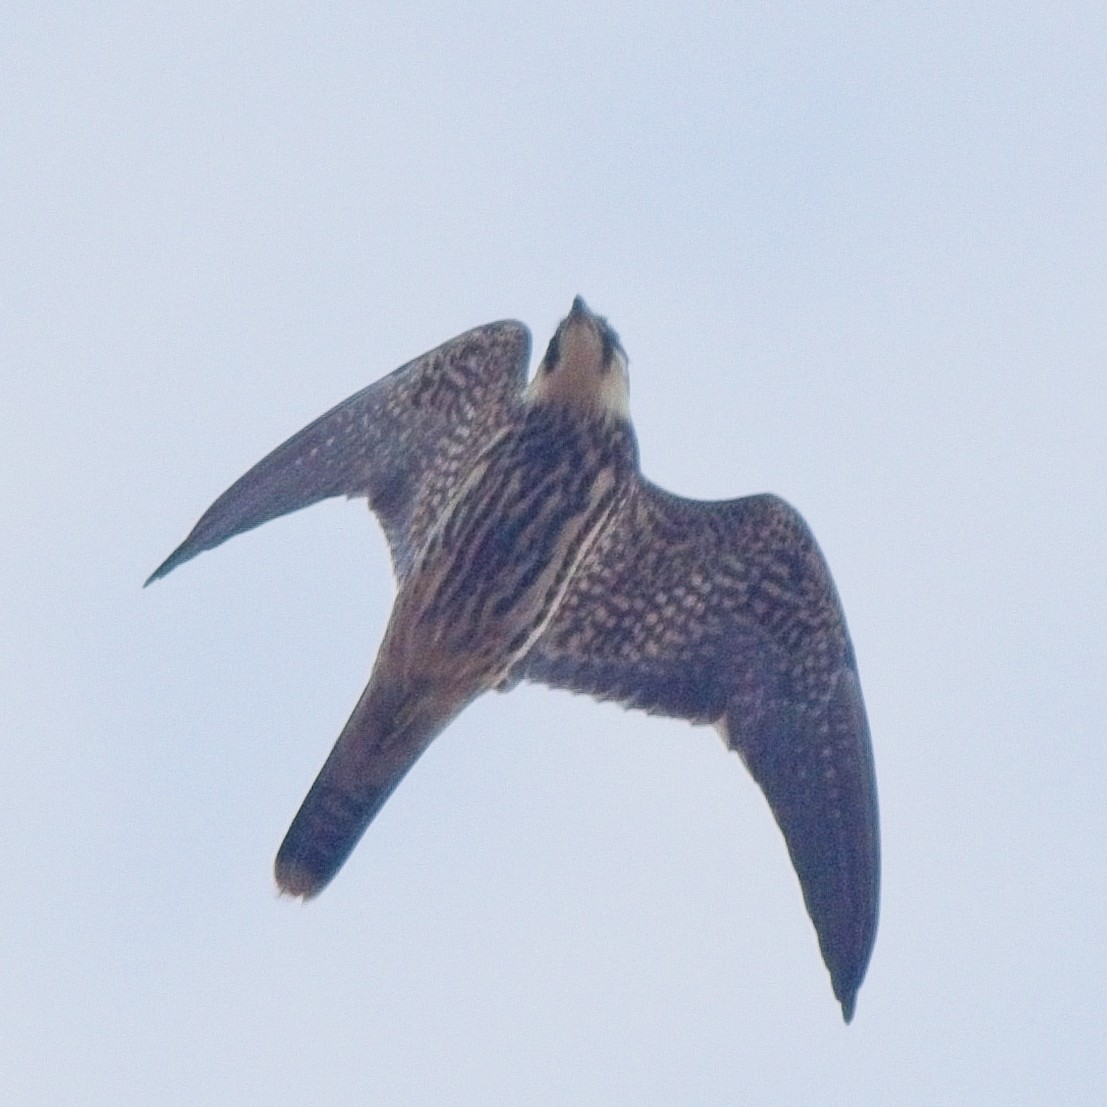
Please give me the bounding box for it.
[143,563,167,588]
[143,544,190,587]
[830,942,869,1024]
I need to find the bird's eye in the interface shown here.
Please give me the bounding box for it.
[544,334,560,369]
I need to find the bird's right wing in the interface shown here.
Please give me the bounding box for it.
[146,321,531,584]
[520,481,879,1021]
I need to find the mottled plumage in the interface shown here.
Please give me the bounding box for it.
[147,297,879,1021]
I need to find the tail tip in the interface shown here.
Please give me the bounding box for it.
[274,853,328,901]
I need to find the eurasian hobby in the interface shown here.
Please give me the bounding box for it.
[147,297,879,1020]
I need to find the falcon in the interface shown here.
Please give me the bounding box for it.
[147,297,879,1020]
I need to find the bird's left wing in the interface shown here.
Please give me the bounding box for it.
[518,480,879,1021]
[146,321,531,584]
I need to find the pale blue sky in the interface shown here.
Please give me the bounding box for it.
[4,3,1106,1103]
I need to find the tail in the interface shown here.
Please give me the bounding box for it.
[274,676,457,899]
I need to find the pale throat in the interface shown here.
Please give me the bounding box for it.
[525,329,630,420]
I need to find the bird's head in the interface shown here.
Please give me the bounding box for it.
[526,296,630,420]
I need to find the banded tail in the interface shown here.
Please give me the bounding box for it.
[275,675,459,898]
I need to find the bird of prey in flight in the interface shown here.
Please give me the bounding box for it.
[147,297,879,1021]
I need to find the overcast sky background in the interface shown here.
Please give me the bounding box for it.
[4,3,1106,1104]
